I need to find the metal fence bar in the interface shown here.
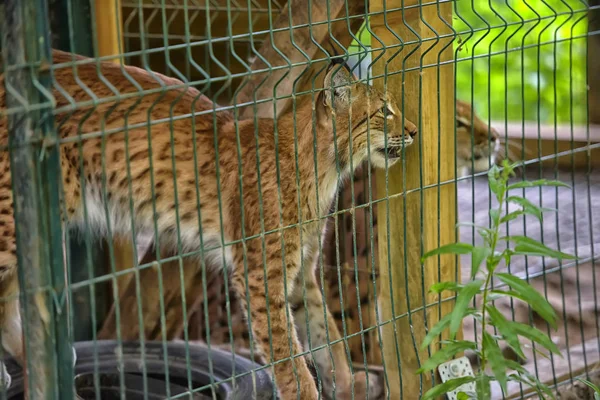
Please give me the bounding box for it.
[2,0,73,399]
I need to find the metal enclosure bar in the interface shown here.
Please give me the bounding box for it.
[2,1,73,398]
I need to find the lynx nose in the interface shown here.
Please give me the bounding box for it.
[404,118,418,138]
[406,126,417,138]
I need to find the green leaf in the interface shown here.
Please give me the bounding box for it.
[416,340,478,374]
[507,179,570,191]
[507,369,555,399]
[501,248,514,265]
[421,308,478,349]
[495,273,558,328]
[530,345,553,361]
[488,165,501,198]
[507,374,545,399]
[500,210,525,223]
[429,281,464,294]
[471,247,491,279]
[456,223,493,243]
[504,359,527,374]
[450,280,483,338]
[483,331,508,394]
[506,196,557,221]
[422,377,477,400]
[490,289,527,303]
[501,160,519,179]
[577,378,600,394]
[502,235,577,260]
[475,374,491,399]
[508,321,562,356]
[456,222,493,234]
[486,305,525,360]
[490,208,501,227]
[421,243,474,263]
[457,392,471,400]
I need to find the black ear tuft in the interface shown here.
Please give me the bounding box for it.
[323,51,356,109]
[326,39,357,79]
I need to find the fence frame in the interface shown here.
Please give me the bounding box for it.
[2,1,74,398]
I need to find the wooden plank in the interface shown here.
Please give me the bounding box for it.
[234,0,365,119]
[370,2,457,398]
[94,0,123,61]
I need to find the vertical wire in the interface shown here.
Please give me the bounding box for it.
[365,13,393,397]
[204,0,242,396]
[395,0,424,393]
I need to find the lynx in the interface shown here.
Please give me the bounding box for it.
[0,50,417,399]
[455,99,501,177]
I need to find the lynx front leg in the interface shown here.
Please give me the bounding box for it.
[291,261,382,400]
[0,276,22,366]
[231,236,318,400]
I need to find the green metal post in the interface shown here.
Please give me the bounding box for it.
[2,1,73,399]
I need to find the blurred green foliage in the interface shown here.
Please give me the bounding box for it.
[349,0,589,124]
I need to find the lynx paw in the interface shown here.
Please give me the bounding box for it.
[356,370,383,400]
[334,370,383,400]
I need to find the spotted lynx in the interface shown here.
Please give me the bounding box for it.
[0,50,417,399]
[455,99,501,177]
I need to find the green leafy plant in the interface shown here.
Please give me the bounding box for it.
[576,378,600,400]
[418,160,577,400]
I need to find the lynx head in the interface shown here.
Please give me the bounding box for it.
[317,60,418,170]
[455,99,501,177]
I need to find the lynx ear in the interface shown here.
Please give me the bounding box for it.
[323,62,355,109]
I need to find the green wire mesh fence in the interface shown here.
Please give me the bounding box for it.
[0,0,598,399]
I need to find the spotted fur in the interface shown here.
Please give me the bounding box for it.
[0,50,417,400]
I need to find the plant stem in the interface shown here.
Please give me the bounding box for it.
[479,183,506,376]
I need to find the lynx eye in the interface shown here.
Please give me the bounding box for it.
[382,106,395,119]
[456,118,469,129]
